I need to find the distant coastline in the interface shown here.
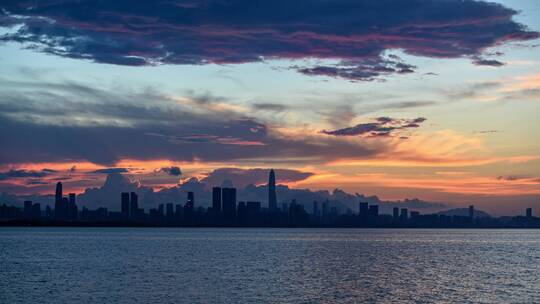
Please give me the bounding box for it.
[2,219,540,229]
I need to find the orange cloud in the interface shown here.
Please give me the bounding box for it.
[328,155,539,168]
[501,74,540,93]
[298,172,540,196]
[326,129,497,167]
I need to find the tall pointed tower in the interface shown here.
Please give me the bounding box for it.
[54,182,63,219]
[268,169,277,210]
[55,182,63,204]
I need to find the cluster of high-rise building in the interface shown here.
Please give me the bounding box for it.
[1,169,539,228]
[53,182,78,221]
[121,192,142,221]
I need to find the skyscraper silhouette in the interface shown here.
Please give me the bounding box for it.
[24,200,33,219]
[400,208,408,221]
[54,182,63,219]
[121,192,130,219]
[183,191,195,224]
[368,205,379,219]
[55,182,62,204]
[130,192,138,219]
[212,187,222,211]
[323,200,330,218]
[166,203,174,224]
[268,169,277,210]
[61,197,69,220]
[68,193,78,220]
[313,201,320,218]
[187,191,194,208]
[358,202,368,221]
[222,187,237,223]
[31,202,41,219]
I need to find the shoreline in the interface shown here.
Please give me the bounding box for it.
[2,220,540,229]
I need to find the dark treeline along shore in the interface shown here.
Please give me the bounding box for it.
[1,170,539,228]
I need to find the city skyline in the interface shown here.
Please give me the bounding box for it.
[2,169,538,228]
[1,0,540,215]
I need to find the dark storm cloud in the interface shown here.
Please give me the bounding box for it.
[1,0,538,81]
[0,169,53,180]
[472,58,505,67]
[0,79,236,126]
[199,168,314,188]
[321,117,426,137]
[51,177,73,181]
[91,168,130,174]
[296,58,416,81]
[160,166,182,176]
[251,103,288,112]
[26,180,49,185]
[0,113,262,165]
[0,113,381,165]
[0,80,381,165]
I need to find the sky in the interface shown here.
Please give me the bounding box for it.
[0,0,539,215]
